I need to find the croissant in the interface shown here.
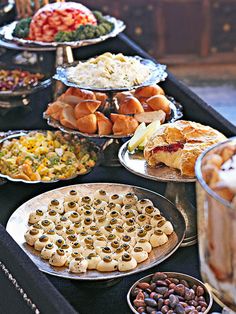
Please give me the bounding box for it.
[76,114,97,134]
[60,104,77,130]
[146,95,171,115]
[59,87,95,106]
[74,100,101,119]
[111,114,139,136]
[118,96,144,114]
[134,85,165,99]
[45,101,64,120]
[95,112,113,135]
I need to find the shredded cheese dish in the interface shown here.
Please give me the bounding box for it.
[66,52,152,89]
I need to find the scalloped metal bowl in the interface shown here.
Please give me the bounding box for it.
[0,16,125,49]
[0,130,100,184]
[53,56,167,93]
[127,272,213,314]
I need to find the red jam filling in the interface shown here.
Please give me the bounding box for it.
[152,142,184,153]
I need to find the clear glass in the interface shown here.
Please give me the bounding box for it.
[196,138,236,313]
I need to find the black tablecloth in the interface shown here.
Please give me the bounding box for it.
[0,34,234,314]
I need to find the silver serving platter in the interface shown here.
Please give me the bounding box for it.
[127,272,213,314]
[44,96,182,139]
[0,130,100,184]
[119,141,196,183]
[53,57,167,93]
[0,16,125,49]
[6,183,186,280]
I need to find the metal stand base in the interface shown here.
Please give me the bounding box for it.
[165,182,197,247]
[101,138,123,167]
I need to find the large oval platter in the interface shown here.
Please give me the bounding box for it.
[119,141,196,183]
[0,16,125,50]
[6,183,186,280]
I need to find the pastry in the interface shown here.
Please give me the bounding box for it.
[76,114,97,134]
[55,225,66,236]
[96,256,118,272]
[118,253,137,271]
[135,239,152,253]
[109,194,123,205]
[87,253,101,270]
[64,190,80,203]
[142,205,160,216]
[24,228,43,246]
[123,192,138,205]
[74,100,101,119]
[156,219,174,235]
[136,199,153,213]
[58,217,71,229]
[93,199,107,210]
[64,201,79,213]
[49,249,67,267]
[134,85,165,99]
[44,210,59,223]
[149,230,168,247]
[118,96,144,114]
[134,110,166,124]
[80,195,94,206]
[34,235,51,251]
[110,113,139,136]
[60,87,95,106]
[48,199,63,214]
[95,112,113,136]
[28,209,45,224]
[131,247,148,263]
[69,257,88,273]
[94,189,109,202]
[144,120,227,177]
[60,104,78,129]
[45,101,64,120]
[39,219,55,232]
[146,95,171,115]
[41,243,57,260]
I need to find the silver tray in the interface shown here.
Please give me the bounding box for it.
[53,57,167,93]
[0,130,100,184]
[6,183,186,281]
[0,16,125,50]
[44,96,182,139]
[119,141,196,183]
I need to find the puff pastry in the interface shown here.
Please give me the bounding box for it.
[144,120,226,177]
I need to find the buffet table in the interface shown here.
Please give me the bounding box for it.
[0,34,235,313]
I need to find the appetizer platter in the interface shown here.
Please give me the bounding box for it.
[0,130,99,183]
[0,2,125,49]
[6,183,186,280]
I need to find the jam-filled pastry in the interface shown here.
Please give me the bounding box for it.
[96,216,108,228]
[82,218,95,230]
[123,218,135,230]
[136,214,150,227]
[87,253,101,270]
[143,224,154,238]
[125,226,137,238]
[113,247,125,260]
[123,192,138,205]
[131,247,149,263]
[60,244,73,256]
[34,235,51,251]
[118,253,137,271]
[96,256,118,272]
[136,229,150,241]
[135,239,152,253]
[150,230,168,247]
[156,219,174,235]
[109,194,123,205]
[98,247,113,259]
[109,217,123,227]
[94,208,106,219]
[41,243,57,260]
[70,222,83,234]
[55,224,66,236]
[38,219,55,232]
[80,195,94,206]
[100,225,113,237]
[86,225,99,236]
[65,252,82,267]
[64,201,79,213]
[121,243,132,253]
[93,199,107,210]
[123,210,136,221]
[144,120,226,177]
[121,235,136,247]
[49,249,67,267]
[64,190,80,203]
[66,235,78,246]
[106,203,122,213]
[113,225,125,238]
[82,209,94,220]
[45,230,62,243]
[28,209,45,224]
[106,210,121,220]
[94,189,109,202]
[142,205,160,216]
[58,216,71,229]
[72,242,83,254]
[44,210,59,223]
[83,245,96,257]
[136,199,153,213]
[24,228,43,246]
[65,211,81,223]
[94,236,107,248]
[150,214,164,227]
[106,233,118,243]
[55,238,65,248]
[80,236,93,247]
[48,199,64,214]
[110,240,120,252]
